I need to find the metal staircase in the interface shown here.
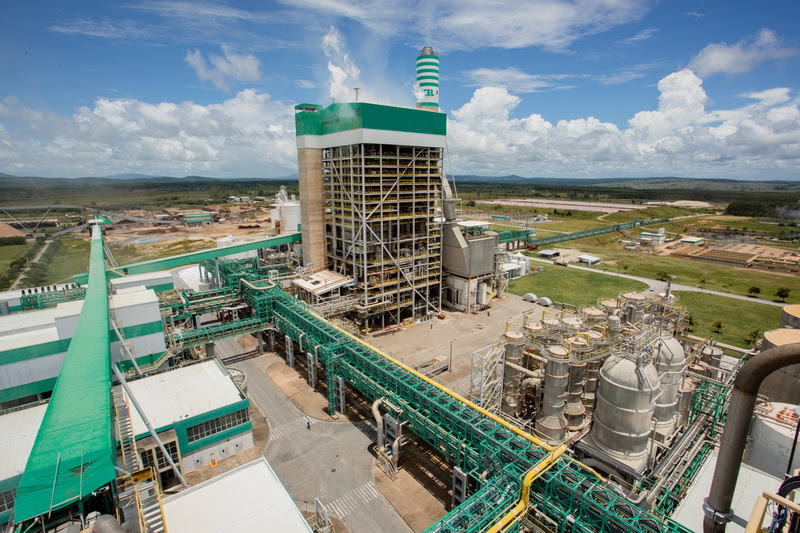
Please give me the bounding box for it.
[113,391,169,533]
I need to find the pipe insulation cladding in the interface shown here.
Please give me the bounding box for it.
[703,342,800,533]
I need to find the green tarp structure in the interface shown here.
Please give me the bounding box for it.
[13,224,116,524]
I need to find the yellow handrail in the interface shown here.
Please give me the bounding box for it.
[486,445,567,533]
[313,309,605,481]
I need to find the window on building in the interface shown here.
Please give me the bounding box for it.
[186,409,249,444]
[140,440,180,471]
[0,488,16,513]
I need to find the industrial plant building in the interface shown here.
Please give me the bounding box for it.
[0,46,798,533]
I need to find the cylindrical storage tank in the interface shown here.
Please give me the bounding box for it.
[700,344,724,380]
[780,305,800,329]
[478,283,488,305]
[607,315,622,338]
[562,315,584,332]
[678,374,699,427]
[582,307,605,325]
[535,345,570,443]
[589,354,661,461]
[582,359,602,414]
[416,46,439,111]
[91,515,125,533]
[599,299,619,314]
[564,357,588,430]
[501,331,525,416]
[623,293,647,324]
[654,334,686,437]
[759,329,800,404]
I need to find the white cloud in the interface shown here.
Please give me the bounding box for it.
[462,67,575,93]
[447,69,800,178]
[50,18,160,40]
[322,26,361,102]
[185,45,261,90]
[296,79,317,89]
[0,90,297,178]
[617,28,658,45]
[287,0,652,51]
[689,29,800,77]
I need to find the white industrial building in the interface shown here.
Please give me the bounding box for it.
[115,359,254,484]
[0,286,168,410]
[162,458,312,533]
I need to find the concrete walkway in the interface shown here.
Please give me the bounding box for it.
[526,256,787,308]
[215,338,412,533]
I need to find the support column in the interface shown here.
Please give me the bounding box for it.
[452,467,468,508]
[258,331,264,355]
[308,347,318,388]
[205,342,215,358]
[269,329,275,350]
[286,335,294,368]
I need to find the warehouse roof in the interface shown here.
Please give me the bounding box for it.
[0,403,47,482]
[162,457,312,532]
[113,359,245,438]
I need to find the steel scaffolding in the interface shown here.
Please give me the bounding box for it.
[324,143,442,330]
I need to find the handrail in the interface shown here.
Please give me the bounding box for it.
[486,445,567,533]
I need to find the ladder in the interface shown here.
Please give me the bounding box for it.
[136,479,168,533]
[113,391,140,473]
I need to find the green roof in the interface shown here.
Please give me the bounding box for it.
[295,102,446,137]
[14,225,116,524]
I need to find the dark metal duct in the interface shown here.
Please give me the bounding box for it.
[704,343,800,533]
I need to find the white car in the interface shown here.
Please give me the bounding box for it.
[649,286,655,292]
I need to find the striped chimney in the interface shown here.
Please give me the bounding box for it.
[416,46,439,112]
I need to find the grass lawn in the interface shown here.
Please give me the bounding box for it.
[551,237,800,304]
[0,243,34,272]
[675,291,782,349]
[507,266,648,307]
[41,238,91,284]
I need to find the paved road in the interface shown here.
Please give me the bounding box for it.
[527,256,787,308]
[214,338,412,533]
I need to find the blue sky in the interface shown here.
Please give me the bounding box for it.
[1,0,799,179]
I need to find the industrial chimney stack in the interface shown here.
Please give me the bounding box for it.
[416,46,439,112]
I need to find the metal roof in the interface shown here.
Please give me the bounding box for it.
[162,457,313,532]
[13,225,117,524]
[0,403,47,483]
[112,359,244,438]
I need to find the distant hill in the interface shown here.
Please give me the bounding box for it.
[102,173,161,180]
[0,172,17,178]
[451,175,800,192]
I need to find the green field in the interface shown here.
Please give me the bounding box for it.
[550,237,800,304]
[507,266,648,307]
[674,291,782,348]
[0,243,34,272]
[41,238,91,285]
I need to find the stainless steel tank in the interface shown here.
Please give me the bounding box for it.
[501,331,525,416]
[654,334,686,437]
[535,345,570,443]
[589,354,661,461]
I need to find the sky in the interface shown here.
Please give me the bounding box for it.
[0,0,799,180]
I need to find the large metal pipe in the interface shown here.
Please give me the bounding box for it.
[703,343,800,533]
[372,398,385,451]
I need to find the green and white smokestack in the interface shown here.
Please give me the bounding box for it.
[416,46,439,112]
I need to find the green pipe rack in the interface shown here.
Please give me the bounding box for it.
[20,286,86,310]
[235,280,691,533]
[530,218,670,248]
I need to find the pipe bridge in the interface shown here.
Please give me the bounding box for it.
[240,281,690,533]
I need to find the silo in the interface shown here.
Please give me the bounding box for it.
[280,201,302,234]
[780,304,800,329]
[501,331,525,417]
[622,293,647,325]
[759,329,800,404]
[654,334,686,437]
[588,354,661,462]
[535,345,570,443]
[582,307,605,325]
[700,345,723,380]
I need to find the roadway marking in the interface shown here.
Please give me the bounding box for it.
[326,481,380,518]
[269,416,318,441]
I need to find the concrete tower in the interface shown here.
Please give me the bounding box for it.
[416,46,439,112]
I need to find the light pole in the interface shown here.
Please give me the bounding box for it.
[786,406,800,479]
